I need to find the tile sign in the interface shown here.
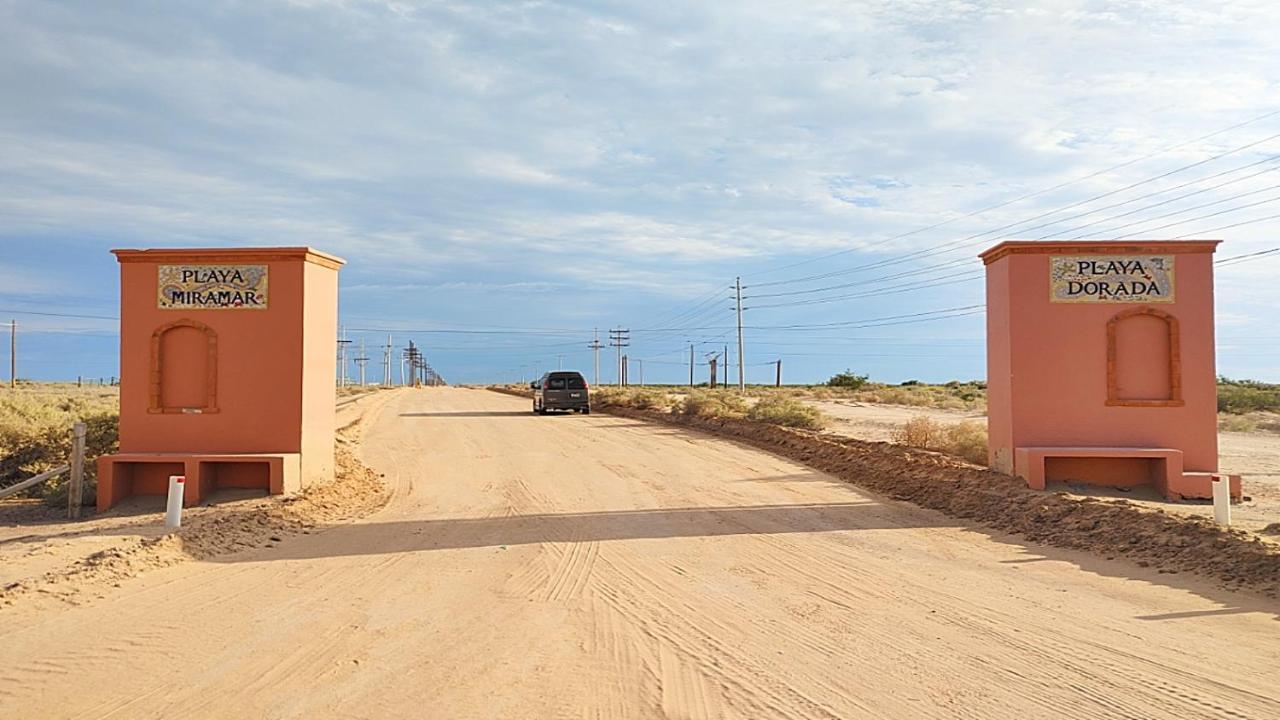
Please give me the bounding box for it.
[1050,255,1174,303]
[157,265,269,310]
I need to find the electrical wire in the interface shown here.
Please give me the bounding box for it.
[745,108,1280,280]
[746,128,1280,289]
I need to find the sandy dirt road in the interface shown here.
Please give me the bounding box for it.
[1,387,1278,719]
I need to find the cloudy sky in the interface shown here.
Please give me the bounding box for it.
[1,0,1278,384]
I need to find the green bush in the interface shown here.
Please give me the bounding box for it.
[1217,377,1280,414]
[746,396,827,429]
[826,370,870,390]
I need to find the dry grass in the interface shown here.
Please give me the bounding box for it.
[1,384,120,506]
[592,387,675,412]
[742,382,987,411]
[1219,414,1259,433]
[746,396,827,429]
[892,415,988,465]
[676,390,748,419]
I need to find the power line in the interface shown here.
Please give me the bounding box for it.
[1108,192,1280,239]
[1072,183,1280,240]
[741,152,1280,310]
[747,304,985,331]
[1213,246,1280,266]
[0,309,118,321]
[745,108,1280,280]
[1033,158,1280,240]
[746,270,981,310]
[747,127,1280,289]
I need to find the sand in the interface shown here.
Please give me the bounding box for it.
[0,387,1276,718]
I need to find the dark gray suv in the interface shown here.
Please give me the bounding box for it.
[532,371,590,414]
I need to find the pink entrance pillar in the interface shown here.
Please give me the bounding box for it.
[97,247,345,510]
[981,240,1239,500]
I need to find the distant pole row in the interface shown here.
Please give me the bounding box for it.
[336,330,443,388]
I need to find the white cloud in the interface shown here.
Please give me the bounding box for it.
[3,0,1280,379]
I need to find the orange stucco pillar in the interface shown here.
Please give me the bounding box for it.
[97,247,344,510]
[981,240,1233,499]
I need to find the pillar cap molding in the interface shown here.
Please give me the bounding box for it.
[980,240,1220,266]
[112,247,345,270]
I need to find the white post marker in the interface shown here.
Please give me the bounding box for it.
[1212,475,1231,526]
[165,475,186,529]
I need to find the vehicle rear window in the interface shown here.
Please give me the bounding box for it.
[548,373,586,390]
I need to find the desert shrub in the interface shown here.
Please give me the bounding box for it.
[826,370,869,390]
[892,416,942,447]
[1217,377,1280,414]
[591,387,673,411]
[891,415,988,465]
[590,387,626,407]
[746,396,827,429]
[625,389,671,411]
[900,379,921,386]
[677,390,747,419]
[942,421,988,465]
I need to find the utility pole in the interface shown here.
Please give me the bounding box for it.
[8,320,14,389]
[734,277,745,392]
[637,358,643,387]
[587,329,603,387]
[707,352,719,389]
[608,328,629,386]
[382,335,393,387]
[557,354,563,371]
[405,341,422,388]
[776,359,782,387]
[621,354,628,386]
[337,325,351,387]
[689,343,694,387]
[354,337,369,386]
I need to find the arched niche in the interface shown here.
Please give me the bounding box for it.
[149,319,219,414]
[1106,307,1183,407]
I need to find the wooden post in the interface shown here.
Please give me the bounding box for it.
[776,359,782,387]
[68,422,86,519]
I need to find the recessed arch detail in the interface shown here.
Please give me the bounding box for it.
[1106,307,1183,407]
[149,319,219,414]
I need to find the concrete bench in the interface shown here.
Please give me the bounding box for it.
[97,452,301,510]
[1014,446,1239,501]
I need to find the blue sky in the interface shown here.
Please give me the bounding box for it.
[1,0,1277,385]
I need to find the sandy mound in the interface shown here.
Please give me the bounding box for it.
[1,438,388,609]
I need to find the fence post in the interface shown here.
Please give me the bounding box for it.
[68,422,86,519]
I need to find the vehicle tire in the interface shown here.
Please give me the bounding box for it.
[582,408,591,415]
